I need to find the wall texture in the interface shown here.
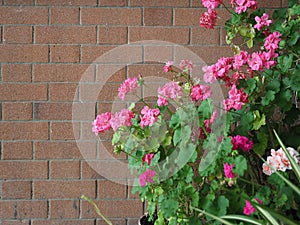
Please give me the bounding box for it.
[0,0,284,224]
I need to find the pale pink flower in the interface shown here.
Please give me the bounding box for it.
[231,135,253,152]
[157,82,182,106]
[243,200,256,215]
[179,59,193,73]
[254,13,272,31]
[232,0,257,14]
[142,153,155,165]
[110,109,134,131]
[140,106,160,128]
[202,0,223,10]
[199,10,217,29]
[224,163,237,178]
[163,61,174,72]
[92,112,113,135]
[118,77,138,100]
[203,65,217,83]
[139,169,156,187]
[190,84,212,102]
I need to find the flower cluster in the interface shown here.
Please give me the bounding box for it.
[262,147,300,176]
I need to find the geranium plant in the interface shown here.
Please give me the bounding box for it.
[91,0,300,224]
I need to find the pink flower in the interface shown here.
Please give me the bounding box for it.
[140,106,160,128]
[233,51,249,70]
[202,0,223,10]
[232,0,257,14]
[118,77,138,100]
[142,153,155,165]
[110,109,134,131]
[157,82,182,106]
[243,200,256,215]
[199,10,217,29]
[264,31,282,51]
[139,169,156,187]
[92,112,113,135]
[163,61,174,72]
[224,163,237,178]
[203,65,217,83]
[190,84,212,102]
[179,59,193,73]
[223,85,248,111]
[254,13,272,31]
[204,111,218,129]
[231,135,253,152]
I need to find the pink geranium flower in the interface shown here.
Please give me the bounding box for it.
[142,153,155,165]
[232,0,257,14]
[199,10,217,29]
[231,135,253,152]
[157,82,183,106]
[179,59,193,73]
[139,169,156,187]
[233,51,249,70]
[224,163,237,178]
[110,109,134,131]
[264,31,282,51]
[140,106,160,128]
[163,61,174,72]
[118,77,139,100]
[190,84,212,102]
[92,112,113,135]
[254,13,272,31]
[243,200,256,215]
[223,85,248,111]
[202,0,223,10]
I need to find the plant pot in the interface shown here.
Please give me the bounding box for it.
[138,213,157,225]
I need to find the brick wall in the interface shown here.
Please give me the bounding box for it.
[0,0,284,224]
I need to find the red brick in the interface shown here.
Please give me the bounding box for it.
[33,180,96,198]
[98,180,126,199]
[3,0,34,5]
[0,122,48,140]
[50,122,80,140]
[130,0,189,6]
[99,0,127,6]
[34,141,96,159]
[50,200,79,218]
[129,27,189,44]
[2,181,31,199]
[50,7,79,24]
[96,65,126,82]
[71,102,96,121]
[81,199,143,218]
[191,27,220,45]
[81,8,142,25]
[50,160,80,179]
[79,83,120,102]
[2,142,32,160]
[97,220,126,225]
[35,26,96,44]
[2,220,30,225]
[17,201,48,219]
[34,103,72,120]
[2,102,32,121]
[81,161,103,179]
[0,84,47,101]
[143,46,173,63]
[50,45,80,63]
[0,201,15,219]
[0,161,48,179]
[49,83,78,101]
[31,220,95,225]
[1,64,32,82]
[81,45,144,63]
[98,26,128,44]
[36,0,97,6]
[0,45,48,62]
[144,8,172,26]
[33,64,94,82]
[256,0,281,8]
[4,26,32,44]
[0,6,48,24]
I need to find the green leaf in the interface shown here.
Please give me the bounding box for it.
[287,31,300,46]
[159,198,179,218]
[198,98,214,118]
[277,55,293,73]
[253,132,268,155]
[233,155,247,176]
[191,207,235,225]
[252,110,266,130]
[261,90,275,106]
[221,215,262,225]
[217,196,229,216]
